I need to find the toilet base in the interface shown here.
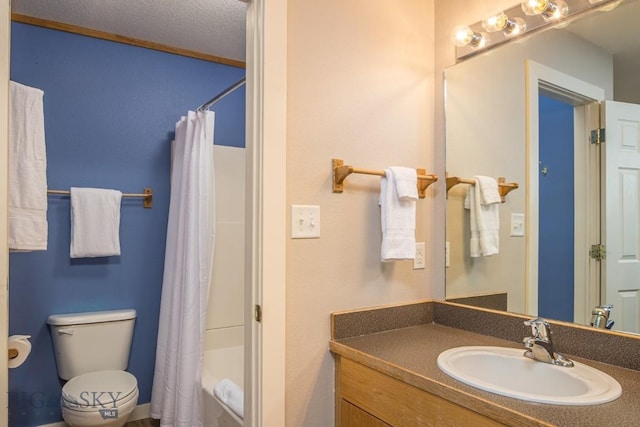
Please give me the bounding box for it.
[61,388,139,427]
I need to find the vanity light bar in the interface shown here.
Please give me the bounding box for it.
[454,0,623,60]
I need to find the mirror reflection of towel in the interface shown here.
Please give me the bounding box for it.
[464,176,500,257]
[70,187,122,258]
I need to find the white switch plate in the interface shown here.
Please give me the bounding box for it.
[414,242,425,269]
[511,213,525,237]
[291,205,320,238]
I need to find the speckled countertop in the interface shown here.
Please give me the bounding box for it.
[331,318,640,426]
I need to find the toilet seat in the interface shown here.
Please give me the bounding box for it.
[62,370,138,412]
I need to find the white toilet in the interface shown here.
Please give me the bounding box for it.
[47,309,139,427]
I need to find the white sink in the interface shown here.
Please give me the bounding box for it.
[437,346,621,405]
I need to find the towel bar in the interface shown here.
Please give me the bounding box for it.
[332,158,437,198]
[47,187,153,208]
[446,176,518,203]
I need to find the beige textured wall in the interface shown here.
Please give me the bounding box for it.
[286,1,435,425]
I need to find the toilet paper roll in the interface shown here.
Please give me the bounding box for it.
[8,335,31,368]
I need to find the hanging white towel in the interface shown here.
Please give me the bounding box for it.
[8,81,48,251]
[214,378,244,420]
[70,187,122,258]
[379,167,417,262]
[464,176,500,257]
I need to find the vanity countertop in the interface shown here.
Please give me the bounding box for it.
[330,322,640,427]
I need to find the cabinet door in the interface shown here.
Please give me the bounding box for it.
[341,399,391,427]
[338,357,506,427]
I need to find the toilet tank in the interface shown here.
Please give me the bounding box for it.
[47,309,136,380]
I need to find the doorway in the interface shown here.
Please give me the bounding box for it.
[538,94,575,322]
[525,60,604,324]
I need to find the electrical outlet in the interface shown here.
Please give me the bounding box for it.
[414,242,425,269]
[511,213,525,237]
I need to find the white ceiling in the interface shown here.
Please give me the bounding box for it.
[11,0,247,62]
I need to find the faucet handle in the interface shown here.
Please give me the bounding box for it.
[524,317,551,339]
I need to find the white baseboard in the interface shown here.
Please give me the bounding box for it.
[37,402,152,426]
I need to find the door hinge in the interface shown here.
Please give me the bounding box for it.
[254,304,262,322]
[590,244,606,261]
[590,128,605,144]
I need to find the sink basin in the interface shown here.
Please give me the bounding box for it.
[437,346,621,405]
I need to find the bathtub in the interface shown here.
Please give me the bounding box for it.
[202,345,244,427]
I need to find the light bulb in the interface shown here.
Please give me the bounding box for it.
[542,0,568,21]
[521,0,568,21]
[483,11,527,36]
[482,11,509,32]
[507,17,527,35]
[451,25,487,48]
[521,0,550,15]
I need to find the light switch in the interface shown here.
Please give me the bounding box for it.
[511,213,525,237]
[291,205,320,238]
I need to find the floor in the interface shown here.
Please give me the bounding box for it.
[125,418,160,427]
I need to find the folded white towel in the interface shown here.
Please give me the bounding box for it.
[214,378,244,420]
[464,176,500,257]
[8,81,48,251]
[70,187,122,258]
[379,167,417,262]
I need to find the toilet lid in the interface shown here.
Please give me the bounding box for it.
[62,370,137,409]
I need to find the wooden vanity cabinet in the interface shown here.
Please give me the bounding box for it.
[335,356,506,427]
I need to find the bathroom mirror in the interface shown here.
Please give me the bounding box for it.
[445,0,640,334]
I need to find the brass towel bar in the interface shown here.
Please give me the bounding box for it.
[332,158,437,199]
[446,176,518,203]
[47,187,154,208]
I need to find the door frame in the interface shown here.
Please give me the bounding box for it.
[1,0,9,423]
[245,1,287,426]
[525,60,604,323]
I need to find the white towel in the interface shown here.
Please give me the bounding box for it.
[379,167,417,262]
[214,378,244,420]
[70,187,122,258]
[464,176,500,257]
[8,81,48,251]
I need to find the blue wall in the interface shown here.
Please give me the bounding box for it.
[9,22,245,426]
[538,94,574,322]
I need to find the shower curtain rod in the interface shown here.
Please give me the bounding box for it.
[196,77,246,111]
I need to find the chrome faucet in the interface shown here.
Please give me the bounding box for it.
[523,317,574,367]
[591,304,614,330]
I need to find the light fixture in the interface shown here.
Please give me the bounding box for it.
[451,25,488,49]
[453,0,621,60]
[521,0,569,21]
[482,10,527,36]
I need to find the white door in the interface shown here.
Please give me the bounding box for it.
[602,100,640,333]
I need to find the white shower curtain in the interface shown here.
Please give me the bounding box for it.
[151,110,216,426]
